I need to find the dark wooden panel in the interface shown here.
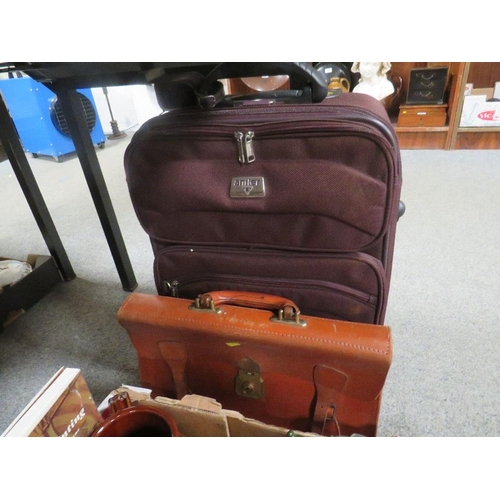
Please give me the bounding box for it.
[455,131,500,149]
[467,63,500,88]
[395,130,448,149]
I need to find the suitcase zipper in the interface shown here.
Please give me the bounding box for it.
[234,131,245,163]
[234,131,255,164]
[138,120,381,140]
[155,244,386,299]
[244,131,255,163]
[133,119,396,174]
[163,273,377,306]
[165,279,179,297]
[136,104,399,152]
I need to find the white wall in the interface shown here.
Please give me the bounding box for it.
[91,84,163,135]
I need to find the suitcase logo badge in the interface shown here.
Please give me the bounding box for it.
[230,176,266,198]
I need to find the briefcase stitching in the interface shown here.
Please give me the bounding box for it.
[158,315,391,356]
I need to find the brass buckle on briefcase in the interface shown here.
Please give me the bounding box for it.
[235,357,264,399]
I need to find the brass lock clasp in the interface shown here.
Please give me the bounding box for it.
[235,357,264,399]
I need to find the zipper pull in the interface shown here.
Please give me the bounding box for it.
[234,131,256,164]
[244,131,255,163]
[164,280,179,297]
[234,131,245,164]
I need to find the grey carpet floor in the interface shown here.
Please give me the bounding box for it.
[1,134,499,437]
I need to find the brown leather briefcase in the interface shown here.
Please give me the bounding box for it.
[117,291,392,437]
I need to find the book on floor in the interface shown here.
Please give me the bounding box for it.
[2,367,103,437]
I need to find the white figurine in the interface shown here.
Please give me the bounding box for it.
[351,62,394,101]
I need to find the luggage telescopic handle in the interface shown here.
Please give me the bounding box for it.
[197,62,329,108]
[192,290,306,326]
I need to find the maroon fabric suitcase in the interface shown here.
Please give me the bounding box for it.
[124,63,402,325]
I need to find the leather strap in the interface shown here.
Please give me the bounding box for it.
[158,341,189,398]
[311,365,348,436]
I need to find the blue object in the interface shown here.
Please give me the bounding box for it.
[0,76,106,161]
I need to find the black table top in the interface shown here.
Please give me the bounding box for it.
[0,62,218,89]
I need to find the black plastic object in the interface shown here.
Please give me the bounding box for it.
[197,62,329,109]
[154,71,206,111]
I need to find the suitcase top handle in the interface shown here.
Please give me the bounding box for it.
[197,62,329,109]
[192,290,306,326]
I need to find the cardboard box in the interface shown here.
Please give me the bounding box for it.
[460,91,500,127]
[102,386,320,437]
[471,87,494,100]
[0,255,62,331]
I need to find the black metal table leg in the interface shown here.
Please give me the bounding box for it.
[53,86,137,292]
[0,92,76,282]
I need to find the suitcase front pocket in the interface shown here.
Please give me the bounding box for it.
[125,116,398,253]
[162,273,377,324]
[154,245,386,324]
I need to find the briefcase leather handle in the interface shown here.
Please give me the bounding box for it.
[195,290,304,324]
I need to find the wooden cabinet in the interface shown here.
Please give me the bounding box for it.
[406,67,449,105]
[397,104,448,127]
[391,62,500,149]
